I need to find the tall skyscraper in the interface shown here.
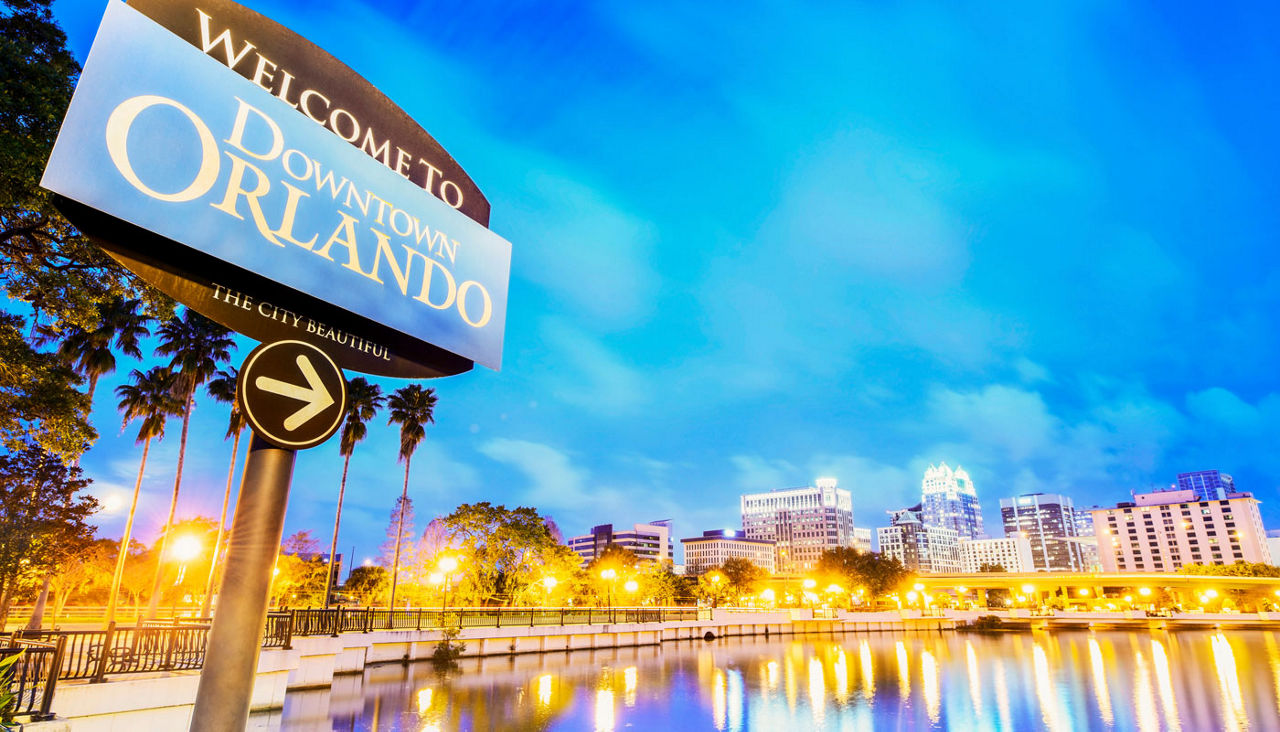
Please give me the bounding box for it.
[741,478,854,574]
[921,463,983,540]
[877,504,961,573]
[1000,493,1084,572]
[1175,470,1235,502]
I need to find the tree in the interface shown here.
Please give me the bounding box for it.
[379,495,416,606]
[282,530,321,556]
[0,0,163,334]
[978,563,1007,573]
[324,376,383,607]
[343,566,388,606]
[1178,561,1280,578]
[385,384,436,608]
[49,537,115,618]
[106,366,180,624]
[719,557,769,603]
[437,502,576,606]
[816,548,913,599]
[48,296,151,404]
[146,308,234,619]
[200,367,245,617]
[0,312,93,461]
[0,441,98,627]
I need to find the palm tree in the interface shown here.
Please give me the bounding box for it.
[324,377,384,608]
[385,384,436,609]
[25,297,152,630]
[107,366,181,625]
[55,297,152,403]
[146,308,235,619]
[199,367,246,617]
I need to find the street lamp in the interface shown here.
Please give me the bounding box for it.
[437,555,459,610]
[624,579,639,604]
[542,575,558,606]
[601,569,617,609]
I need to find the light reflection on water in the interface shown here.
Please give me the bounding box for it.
[273,630,1280,730]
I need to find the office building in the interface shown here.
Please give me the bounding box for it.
[852,528,872,554]
[921,463,983,540]
[681,529,776,575]
[566,520,673,567]
[958,536,1034,573]
[877,504,961,573]
[1268,531,1280,568]
[1092,489,1271,572]
[1075,505,1103,571]
[1000,493,1085,572]
[1175,470,1235,502]
[741,478,855,574]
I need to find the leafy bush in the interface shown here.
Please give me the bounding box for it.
[431,626,466,667]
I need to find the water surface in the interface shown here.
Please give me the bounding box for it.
[275,630,1280,730]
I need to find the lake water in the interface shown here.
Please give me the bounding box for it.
[274,630,1280,730]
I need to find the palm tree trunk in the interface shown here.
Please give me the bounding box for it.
[107,437,149,626]
[199,428,242,618]
[324,453,354,609]
[147,392,193,620]
[389,457,411,610]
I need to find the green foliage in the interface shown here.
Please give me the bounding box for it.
[115,366,181,444]
[969,615,1005,630]
[386,384,436,461]
[0,312,93,460]
[1177,561,1280,578]
[0,650,22,727]
[0,0,164,330]
[339,377,384,457]
[205,367,245,439]
[816,547,913,598]
[439,502,571,605]
[343,566,389,605]
[978,563,1007,573]
[431,625,466,666]
[0,441,98,626]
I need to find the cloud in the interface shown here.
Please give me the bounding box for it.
[729,455,802,493]
[928,384,1058,462]
[536,319,647,415]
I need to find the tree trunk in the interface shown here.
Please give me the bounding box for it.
[389,456,411,610]
[25,576,50,630]
[147,393,193,620]
[200,428,242,618]
[324,453,353,609]
[0,580,11,630]
[107,437,149,626]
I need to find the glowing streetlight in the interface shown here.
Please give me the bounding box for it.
[1138,587,1152,597]
[436,555,460,610]
[601,568,618,609]
[1020,584,1035,595]
[624,579,639,595]
[761,589,776,605]
[1078,588,1090,597]
[171,535,202,563]
[802,578,816,590]
[913,583,925,592]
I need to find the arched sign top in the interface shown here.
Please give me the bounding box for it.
[128,0,491,228]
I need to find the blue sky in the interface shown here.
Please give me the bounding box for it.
[46,0,1280,563]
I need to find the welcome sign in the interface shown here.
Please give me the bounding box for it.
[42,2,510,376]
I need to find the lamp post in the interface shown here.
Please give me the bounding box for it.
[169,534,203,615]
[600,569,617,610]
[542,576,558,606]
[437,555,459,611]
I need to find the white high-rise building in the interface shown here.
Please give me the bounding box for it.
[921,463,984,540]
[877,504,961,573]
[958,536,1034,573]
[741,478,854,574]
[566,520,673,567]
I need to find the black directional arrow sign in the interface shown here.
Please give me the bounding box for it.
[237,340,347,450]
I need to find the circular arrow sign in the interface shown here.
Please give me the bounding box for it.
[237,340,347,450]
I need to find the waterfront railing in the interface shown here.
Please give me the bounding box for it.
[0,635,64,721]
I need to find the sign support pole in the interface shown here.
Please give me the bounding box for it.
[190,435,295,732]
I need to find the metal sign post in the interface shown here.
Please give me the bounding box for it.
[188,435,293,732]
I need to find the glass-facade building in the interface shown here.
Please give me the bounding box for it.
[921,463,983,540]
[1176,470,1235,502]
[999,493,1084,572]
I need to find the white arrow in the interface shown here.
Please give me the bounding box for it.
[255,354,335,431]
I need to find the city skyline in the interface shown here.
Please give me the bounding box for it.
[37,0,1280,563]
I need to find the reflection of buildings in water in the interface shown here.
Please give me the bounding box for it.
[895,640,910,704]
[921,648,940,724]
[807,657,825,726]
[1087,637,1114,725]
[277,630,1280,731]
[858,640,875,701]
[1150,639,1181,732]
[965,641,982,723]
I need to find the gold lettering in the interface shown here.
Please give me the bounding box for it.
[271,182,318,249]
[209,152,282,246]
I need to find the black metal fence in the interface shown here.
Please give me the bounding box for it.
[0,636,64,721]
[12,622,210,682]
